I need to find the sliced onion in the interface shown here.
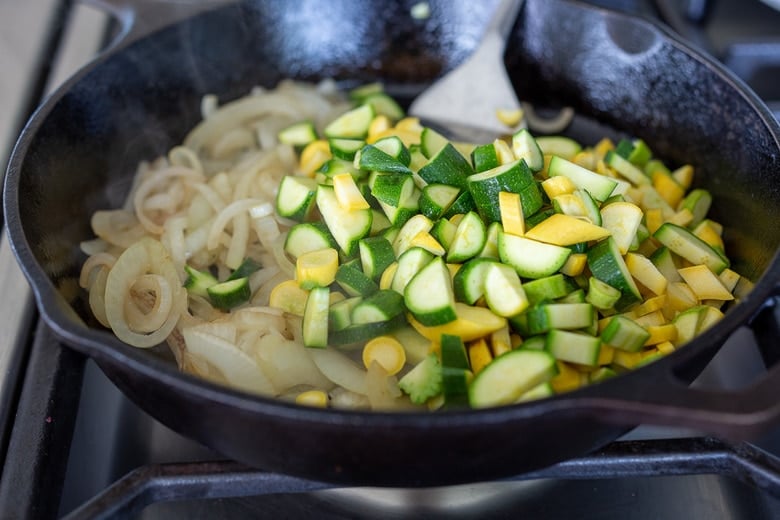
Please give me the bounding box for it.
[184,92,309,153]
[232,306,286,335]
[133,166,205,235]
[255,333,333,392]
[181,327,276,396]
[251,215,280,250]
[162,215,187,273]
[207,198,265,251]
[104,238,187,348]
[168,146,203,174]
[91,210,147,248]
[269,232,295,279]
[308,348,368,396]
[79,252,116,288]
[124,274,174,333]
[248,266,281,293]
[211,127,255,159]
[80,238,109,256]
[88,267,111,328]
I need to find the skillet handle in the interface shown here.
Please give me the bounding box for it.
[83,0,237,51]
[570,293,780,441]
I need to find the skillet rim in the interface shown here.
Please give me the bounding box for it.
[3,0,780,428]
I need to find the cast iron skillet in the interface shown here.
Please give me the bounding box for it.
[4,0,780,486]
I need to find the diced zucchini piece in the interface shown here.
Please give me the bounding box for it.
[371,173,416,206]
[498,232,572,279]
[359,236,396,281]
[442,367,472,407]
[446,211,487,263]
[303,286,330,348]
[328,313,407,346]
[585,276,621,310]
[278,121,318,147]
[452,257,498,305]
[329,138,365,161]
[587,237,641,310]
[605,150,650,185]
[522,273,571,305]
[329,296,363,331]
[535,136,582,159]
[335,262,379,297]
[275,175,318,221]
[391,247,434,294]
[653,222,729,274]
[372,135,411,166]
[547,156,617,201]
[477,221,502,260]
[418,142,474,190]
[324,103,375,139]
[471,142,501,172]
[404,257,457,326]
[226,257,262,281]
[442,190,477,219]
[316,185,372,256]
[440,334,470,370]
[469,349,558,408]
[284,222,337,260]
[467,159,542,223]
[546,329,601,366]
[184,265,218,298]
[420,126,449,158]
[601,315,650,352]
[363,92,405,121]
[511,128,544,172]
[679,188,712,229]
[356,144,412,175]
[483,262,529,317]
[419,184,460,220]
[351,289,405,324]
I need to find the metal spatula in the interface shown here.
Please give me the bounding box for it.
[409,0,572,142]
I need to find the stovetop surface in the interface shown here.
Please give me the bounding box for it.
[1,0,780,518]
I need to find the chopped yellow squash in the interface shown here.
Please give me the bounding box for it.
[499,191,525,236]
[409,303,507,342]
[363,336,407,375]
[524,214,611,246]
[468,338,493,374]
[332,173,370,210]
[295,248,339,289]
[678,265,734,301]
[409,230,446,256]
[541,175,577,198]
[269,279,310,316]
[625,253,668,296]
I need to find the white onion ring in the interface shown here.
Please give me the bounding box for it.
[124,274,174,333]
[104,238,186,348]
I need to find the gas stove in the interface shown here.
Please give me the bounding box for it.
[0,0,779,518]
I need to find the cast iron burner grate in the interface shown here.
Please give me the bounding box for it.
[62,438,780,519]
